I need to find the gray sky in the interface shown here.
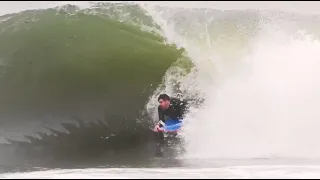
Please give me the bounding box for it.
[0,1,320,16]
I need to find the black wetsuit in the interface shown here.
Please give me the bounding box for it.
[157,97,188,125]
[155,97,194,156]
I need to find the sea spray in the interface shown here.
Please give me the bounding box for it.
[141,4,320,159]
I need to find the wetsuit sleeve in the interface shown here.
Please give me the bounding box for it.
[170,98,189,118]
[177,98,188,110]
[158,106,165,123]
[181,99,189,115]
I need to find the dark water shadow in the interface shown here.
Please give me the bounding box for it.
[0,115,180,173]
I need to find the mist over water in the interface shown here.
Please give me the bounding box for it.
[185,30,320,159]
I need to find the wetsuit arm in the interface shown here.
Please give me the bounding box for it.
[176,98,188,112]
[158,106,165,126]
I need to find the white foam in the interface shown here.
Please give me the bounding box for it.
[142,3,320,159]
[183,26,320,159]
[3,166,320,179]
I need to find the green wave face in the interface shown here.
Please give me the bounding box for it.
[0,4,183,121]
[0,4,187,170]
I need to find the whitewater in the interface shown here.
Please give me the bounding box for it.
[1,1,320,178]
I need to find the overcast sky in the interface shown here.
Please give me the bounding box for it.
[0,1,320,16]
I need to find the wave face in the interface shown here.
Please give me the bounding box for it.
[0,3,186,173]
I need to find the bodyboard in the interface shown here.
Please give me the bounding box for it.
[163,119,182,133]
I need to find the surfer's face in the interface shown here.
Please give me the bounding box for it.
[159,99,170,110]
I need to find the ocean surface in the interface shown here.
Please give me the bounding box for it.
[1,1,320,178]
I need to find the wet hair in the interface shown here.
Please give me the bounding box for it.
[158,94,170,101]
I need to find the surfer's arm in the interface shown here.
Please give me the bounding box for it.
[157,106,165,126]
[152,107,165,132]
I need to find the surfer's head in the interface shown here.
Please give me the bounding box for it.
[158,94,170,110]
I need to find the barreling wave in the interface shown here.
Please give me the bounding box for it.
[2,1,320,173]
[0,2,189,173]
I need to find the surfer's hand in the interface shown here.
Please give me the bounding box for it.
[153,124,163,132]
[153,124,160,132]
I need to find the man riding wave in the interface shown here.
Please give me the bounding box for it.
[152,93,203,156]
[153,94,189,132]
